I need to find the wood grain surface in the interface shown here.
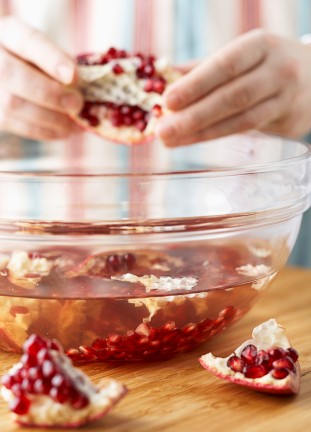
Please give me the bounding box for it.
[0,266,310,432]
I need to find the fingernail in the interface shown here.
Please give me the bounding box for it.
[60,91,83,113]
[56,63,75,84]
[155,118,176,139]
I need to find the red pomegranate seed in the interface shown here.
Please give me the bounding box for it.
[112,63,124,74]
[152,104,162,117]
[227,355,245,373]
[272,356,295,371]
[9,395,30,415]
[120,106,131,115]
[132,109,144,120]
[123,252,135,269]
[135,120,147,131]
[107,254,123,272]
[271,368,289,380]
[286,347,299,363]
[23,334,47,357]
[243,364,267,379]
[123,115,134,126]
[152,78,166,94]
[267,347,285,361]
[240,344,257,365]
[218,305,235,321]
[256,350,271,369]
[144,79,154,92]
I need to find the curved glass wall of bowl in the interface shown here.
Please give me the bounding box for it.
[0,132,310,360]
[0,131,309,225]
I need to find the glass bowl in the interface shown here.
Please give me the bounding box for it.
[0,131,310,362]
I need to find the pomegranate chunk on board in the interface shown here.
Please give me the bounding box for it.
[1,334,127,428]
[199,319,300,395]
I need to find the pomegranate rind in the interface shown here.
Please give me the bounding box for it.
[199,319,301,395]
[1,378,127,428]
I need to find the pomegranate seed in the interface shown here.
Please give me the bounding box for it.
[132,109,144,120]
[123,252,135,269]
[152,79,165,94]
[42,360,55,378]
[112,63,124,74]
[152,104,162,117]
[107,47,117,57]
[71,391,89,409]
[286,347,299,363]
[2,374,15,389]
[120,106,131,115]
[271,368,289,379]
[123,115,134,126]
[23,334,46,356]
[135,323,151,337]
[218,305,235,321]
[272,356,295,371]
[111,114,123,127]
[240,344,257,365]
[244,364,267,379]
[9,395,30,415]
[50,387,69,404]
[227,355,245,372]
[135,120,147,131]
[256,350,271,370]
[107,254,123,272]
[144,79,154,92]
[268,347,285,361]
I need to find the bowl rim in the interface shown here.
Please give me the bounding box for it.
[0,132,310,179]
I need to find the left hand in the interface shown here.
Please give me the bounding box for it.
[155,29,311,147]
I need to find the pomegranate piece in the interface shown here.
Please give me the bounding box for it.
[199,319,301,395]
[74,47,181,144]
[66,249,183,279]
[1,334,127,428]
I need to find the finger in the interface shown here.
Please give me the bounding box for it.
[164,28,271,111]
[156,62,282,142]
[0,114,74,141]
[174,58,202,74]
[161,96,283,147]
[0,16,76,84]
[0,47,83,114]
[0,89,81,135]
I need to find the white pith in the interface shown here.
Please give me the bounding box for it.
[78,57,180,111]
[7,251,52,289]
[200,319,294,387]
[1,350,126,426]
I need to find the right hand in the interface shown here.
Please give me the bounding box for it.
[0,16,84,141]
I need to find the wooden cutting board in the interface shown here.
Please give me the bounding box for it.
[0,266,310,432]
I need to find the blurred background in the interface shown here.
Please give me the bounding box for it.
[0,0,310,266]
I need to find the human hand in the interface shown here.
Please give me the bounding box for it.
[156,29,311,146]
[0,16,83,141]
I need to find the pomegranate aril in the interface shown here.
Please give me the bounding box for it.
[271,368,289,380]
[256,350,271,369]
[272,356,295,371]
[240,344,257,365]
[50,386,69,403]
[9,395,30,415]
[123,252,135,269]
[2,374,16,389]
[107,254,123,272]
[286,347,299,363]
[135,120,147,132]
[243,364,267,379]
[23,334,47,357]
[268,347,285,361]
[227,355,245,373]
[132,109,144,120]
[112,63,124,74]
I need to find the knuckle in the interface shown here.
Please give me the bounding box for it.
[239,110,258,130]
[279,60,300,82]
[216,53,239,80]
[225,85,252,111]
